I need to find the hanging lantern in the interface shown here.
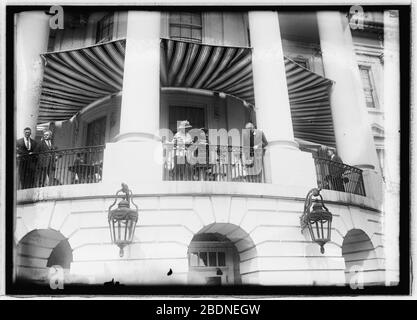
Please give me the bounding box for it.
[300,188,333,254]
[108,183,139,257]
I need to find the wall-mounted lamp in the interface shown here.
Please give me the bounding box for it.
[108,183,139,257]
[300,188,333,254]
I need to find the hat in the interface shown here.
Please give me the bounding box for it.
[177,120,192,129]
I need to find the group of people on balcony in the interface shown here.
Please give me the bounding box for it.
[17,121,349,191]
[16,127,58,188]
[16,127,104,189]
[164,120,268,182]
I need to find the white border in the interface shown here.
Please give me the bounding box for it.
[0,0,415,300]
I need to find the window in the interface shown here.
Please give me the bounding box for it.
[376,148,385,172]
[208,252,217,267]
[169,12,202,43]
[96,13,114,43]
[169,106,206,134]
[217,252,226,266]
[359,65,377,108]
[199,252,208,266]
[86,116,106,146]
[189,251,227,267]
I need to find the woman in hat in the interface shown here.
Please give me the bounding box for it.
[172,120,193,180]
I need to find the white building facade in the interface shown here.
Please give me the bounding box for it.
[14,9,399,287]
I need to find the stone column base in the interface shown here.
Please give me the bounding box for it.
[101,140,163,185]
[362,169,384,203]
[263,144,317,191]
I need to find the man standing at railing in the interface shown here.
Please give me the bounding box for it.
[36,130,58,187]
[16,127,38,189]
[242,122,268,182]
[326,148,345,192]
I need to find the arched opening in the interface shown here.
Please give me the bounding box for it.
[16,229,73,283]
[187,223,256,285]
[342,229,383,286]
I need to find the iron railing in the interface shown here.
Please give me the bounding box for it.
[313,157,366,196]
[163,143,265,183]
[16,145,105,190]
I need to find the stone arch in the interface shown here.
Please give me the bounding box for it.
[187,222,258,285]
[16,229,73,283]
[342,229,384,286]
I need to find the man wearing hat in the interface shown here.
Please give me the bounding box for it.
[172,120,193,180]
[36,129,58,187]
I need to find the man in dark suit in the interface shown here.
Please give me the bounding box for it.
[36,130,58,187]
[242,122,268,182]
[16,127,38,189]
[326,148,345,192]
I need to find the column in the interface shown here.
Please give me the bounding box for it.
[116,11,161,141]
[317,11,383,201]
[317,11,380,171]
[382,10,400,285]
[102,11,162,185]
[15,11,50,136]
[248,11,317,188]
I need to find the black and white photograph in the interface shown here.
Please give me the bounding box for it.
[0,0,413,301]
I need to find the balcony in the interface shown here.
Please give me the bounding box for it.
[17,143,366,198]
[163,144,265,183]
[16,145,105,190]
[313,157,366,196]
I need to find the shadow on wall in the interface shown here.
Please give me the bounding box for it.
[342,229,383,286]
[16,229,73,284]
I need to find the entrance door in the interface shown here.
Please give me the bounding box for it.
[187,233,241,285]
[86,116,107,146]
[169,106,206,133]
[206,276,222,285]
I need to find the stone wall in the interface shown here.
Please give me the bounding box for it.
[15,182,385,286]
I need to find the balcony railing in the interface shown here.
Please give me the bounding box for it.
[16,145,105,190]
[313,157,366,196]
[163,143,265,183]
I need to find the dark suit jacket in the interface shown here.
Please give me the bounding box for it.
[242,129,268,150]
[16,137,37,156]
[329,154,344,176]
[36,140,58,168]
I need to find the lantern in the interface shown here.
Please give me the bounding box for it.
[300,188,333,254]
[108,183,139,257]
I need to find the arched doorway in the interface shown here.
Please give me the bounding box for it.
[342,229,382,286]
[187,223,256,285]
[16,229,73,283]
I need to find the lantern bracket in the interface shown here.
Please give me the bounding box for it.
[107,183,139,257]
[300,187,333,254]
[108,183,139,213]
[300,187,325,232]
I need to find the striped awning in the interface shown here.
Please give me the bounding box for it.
[38,38,335,147]
[38,39,126,123]
[160,38,254,105]
[160,38,335,147]
[284,57,335,147]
